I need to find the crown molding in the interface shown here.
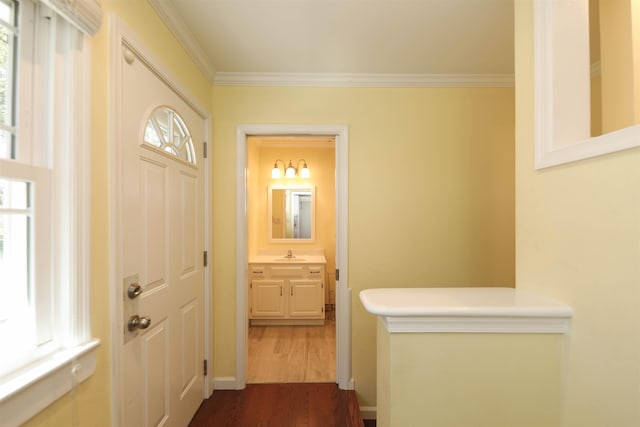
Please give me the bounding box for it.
[149,1,513,89]
[214,72,514,88]
[148,0,216,83]
[149,1,513,88]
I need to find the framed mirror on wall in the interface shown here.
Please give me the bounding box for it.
[268,185,315,242]
[534,0,640,169]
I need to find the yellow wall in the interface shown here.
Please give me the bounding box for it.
[23,1,212,425]
[515,2,640,426]
[378,326,564,427]
[212,85,515,406]
[19,2,514,422]
[248,144,337,301]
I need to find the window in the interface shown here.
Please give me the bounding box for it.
[0,1,55,378]
[144,106,197,165]
[0,0,102,424]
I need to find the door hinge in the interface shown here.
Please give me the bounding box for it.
[203,251,208,267]
[203,359,208,376]
[335,269,339,281]
[203,141,208,158]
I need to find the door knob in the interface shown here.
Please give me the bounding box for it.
[128,315,151,331]
[127,283,143,299]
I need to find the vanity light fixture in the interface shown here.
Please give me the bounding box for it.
[272,159,310,179]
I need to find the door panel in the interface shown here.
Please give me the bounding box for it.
[142,159,167,288]
[143,321,169,426]
[179,299,198,394]
[120,41,205,427]
[179,172,197,275]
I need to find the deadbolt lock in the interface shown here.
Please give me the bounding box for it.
[127,283,143,299]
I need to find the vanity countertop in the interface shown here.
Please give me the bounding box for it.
[360,287,572,333]
[249,255,327,264]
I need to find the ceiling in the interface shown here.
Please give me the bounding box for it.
[150,0,514,85]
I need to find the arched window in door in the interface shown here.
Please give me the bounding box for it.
[143,106,196,165]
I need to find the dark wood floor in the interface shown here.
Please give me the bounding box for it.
[188,383,374,427]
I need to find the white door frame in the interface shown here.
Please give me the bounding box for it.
[108,17,213,425]
[233,124,353,390]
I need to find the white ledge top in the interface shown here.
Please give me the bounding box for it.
[359,288,572,334]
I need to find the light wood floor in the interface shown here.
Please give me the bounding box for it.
[248,319,336,383]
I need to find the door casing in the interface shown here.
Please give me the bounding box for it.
[229,124,353,390]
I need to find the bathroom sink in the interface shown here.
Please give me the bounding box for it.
[274,257,307,262]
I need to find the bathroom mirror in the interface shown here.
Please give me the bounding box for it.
[268,186,315,242]
[533,0,640,169]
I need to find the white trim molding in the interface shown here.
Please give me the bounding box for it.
[215,72,514,88]
[0,339,100,427]
[147,0,216,82]
[360,288,572,334]
[148,0,513,89]
[212,377,238,390]
[235,124,353,390]
[533,0,640,169]
[381,315,570,334]
[360,406,377,422]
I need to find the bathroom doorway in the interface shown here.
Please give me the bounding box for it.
[246,135,336,383]
[235,124,352,390]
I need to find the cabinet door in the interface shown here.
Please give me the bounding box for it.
[289,279,324,318]
[251,279,285,318]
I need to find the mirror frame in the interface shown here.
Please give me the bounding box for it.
[534,0,640,169]
[267,185,316,243]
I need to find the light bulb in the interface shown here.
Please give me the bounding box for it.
[300,165,310,178]
[285,161,296,178]
[272,166,281,179]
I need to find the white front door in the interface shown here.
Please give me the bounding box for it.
[119,42,205,427]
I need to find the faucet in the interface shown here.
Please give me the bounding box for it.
[286,249,294,259]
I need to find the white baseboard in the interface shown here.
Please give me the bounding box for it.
[342,377,355,390]
[213,376,241,390]
[360,406,377,420]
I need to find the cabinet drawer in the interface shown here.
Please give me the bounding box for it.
[307,266,323,277]
[250,265,266,278]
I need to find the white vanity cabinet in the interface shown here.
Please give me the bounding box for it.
[249,263,325,325]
